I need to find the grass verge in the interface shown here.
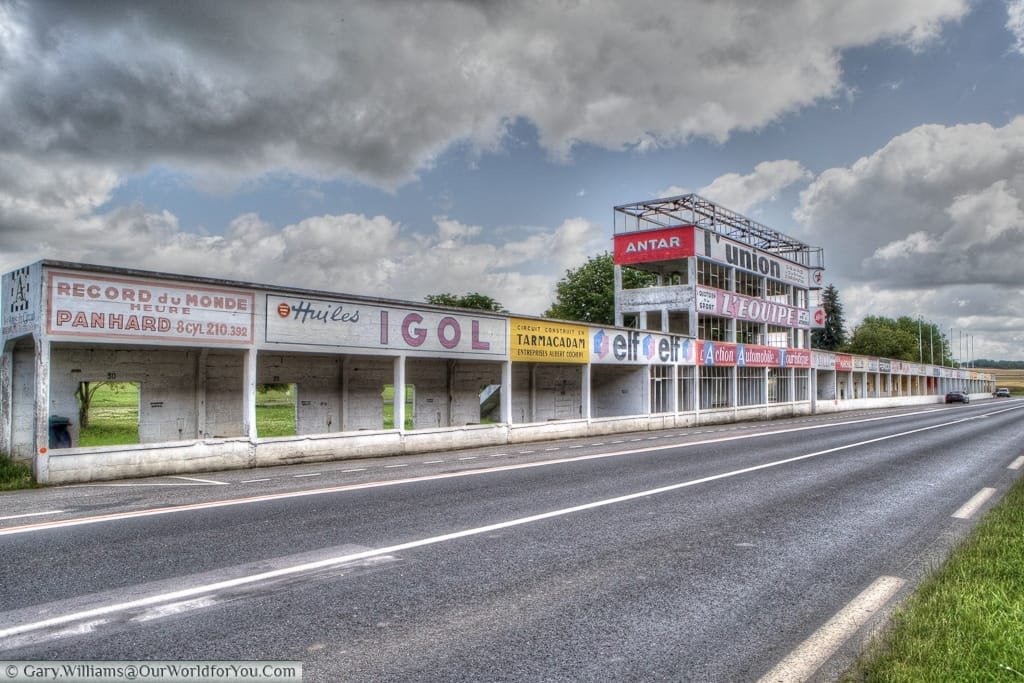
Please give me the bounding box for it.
[0,454,36,491]
[846,475,1024,681]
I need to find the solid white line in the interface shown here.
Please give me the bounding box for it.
[3,407,1003,537]
[1009,456,1024,470]
[758,576,906,683]
[952,487,997,519]
[168,476,229,485]
[0,510,65,522]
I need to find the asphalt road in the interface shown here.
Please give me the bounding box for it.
[2,400,1022,682]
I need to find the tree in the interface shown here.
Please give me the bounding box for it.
[846,316,918,359]
[425,292,507,312]
[812,283,846,351]
[544,252,656,324]
[846,315,953,364]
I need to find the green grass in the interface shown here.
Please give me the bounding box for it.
[0,454,36,490]
[383,384,415,430]
[256,385,296,437]
[78,382,139,447]
[847,476,1024,681]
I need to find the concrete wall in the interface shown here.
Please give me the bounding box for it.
[510,364,584,423]
[342,356,391,430]
[10,345,34,458]
[405,359,502,428]
[591,365,646,418]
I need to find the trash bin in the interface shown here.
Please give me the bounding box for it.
[48,415,72,449]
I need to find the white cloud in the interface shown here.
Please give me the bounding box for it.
[796,117,1024,359]
[698,160,812,213]
[0,1,969,189]
[1008,0,1024,54]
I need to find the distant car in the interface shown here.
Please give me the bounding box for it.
[995,387,1011,398]
[945,391,969,404]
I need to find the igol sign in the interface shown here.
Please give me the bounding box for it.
[266,295,506,357]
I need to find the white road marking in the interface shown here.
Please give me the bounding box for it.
[952,488,997,519]
[293,473,321,478]
[569,445,584,449]
[423,460,445,464]
[0,510,65,522]
[758,576,906,683]
[168,476,229,485]
[240,479,270,483]
[544,448,559,452]
[4,407,1011,537]
[132,596,218,623]
[1009,456,1024,470]
[458,456,477,461]
[342,468,367,473]
[384,464,408,469]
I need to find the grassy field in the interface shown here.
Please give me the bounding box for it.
[255,385,296,437]
[979,367,1024,395]
[0,454,35,490]
[78,382,139,447]
[847,475,1024,681]
[382,384,415,430]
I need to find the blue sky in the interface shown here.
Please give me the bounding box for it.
[2,0,1023,359]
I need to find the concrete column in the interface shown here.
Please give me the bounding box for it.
[393,355,406,431]
[582,364,592,421]
[0,347,11,456]
[195,349,208,439]
[670,364,679,414]
[730,366,737,408]
[762,367,769,405]
[614,265,623,327]
[242,348,258,441]
[33,335,50,483]
[500,361,513,424]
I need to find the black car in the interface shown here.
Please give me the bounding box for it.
[945,391,969,404]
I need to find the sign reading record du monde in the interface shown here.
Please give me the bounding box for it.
[266,295,506,357]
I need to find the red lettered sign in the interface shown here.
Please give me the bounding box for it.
[614,226,695,265]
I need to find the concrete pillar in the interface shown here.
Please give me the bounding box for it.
[195,349,208,439]
[33,335,50,483]
[0,348,11,456]
[501,361,513,425]
[242,348,258,441]
[582,364,592,421]
[393,355,406,431]
[670,364,679,413]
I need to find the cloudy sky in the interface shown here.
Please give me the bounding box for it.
[1,0,1023,359]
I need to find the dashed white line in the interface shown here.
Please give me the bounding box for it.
[423,460,445,464]
[240,478,270,484]
[168,476,229,486]
[544,447,560,452]
[342,468,367,473]
[458,456,478,461]
[487,454,506,458]
[758,576,906,683]
[1009,456,1024,470]
[569,445,585,449]
[0,510,66,522]
[952,487,997,519]
[293,473,321,478]
[384,464,408,469]
[518,450,535,455]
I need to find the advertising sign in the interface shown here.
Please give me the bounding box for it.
[510,318,588,363]
[867,357,879,372]
[784,348,812,368]
[814,350,836,370]
[878,358,892,373]
[613,226,695,266]
[836,354,854,372]
[47,271,255,345]
[737,344,782,367]
[267,295,506,357]
[591,328,696,365]
[2,262,39,339]
[854,356,866,371]
[694,286,809,329]
[810,306,826,329]
[699,228,810,287]
[698,341,737,366]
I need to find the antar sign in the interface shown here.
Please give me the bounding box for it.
[613,226,695,265]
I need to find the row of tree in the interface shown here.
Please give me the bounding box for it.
[428,252,966,366]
